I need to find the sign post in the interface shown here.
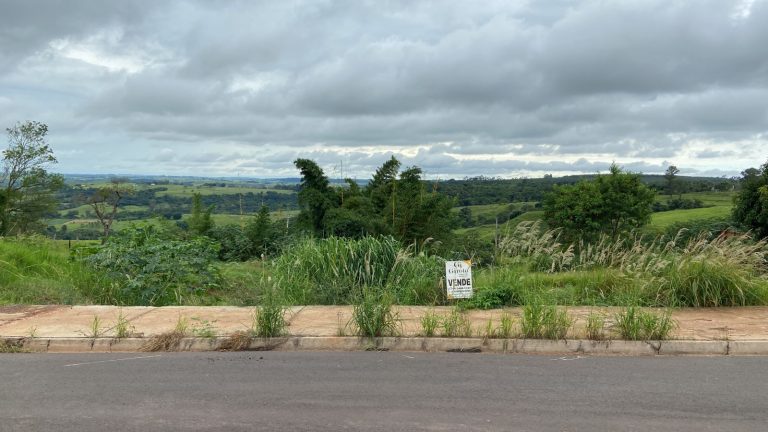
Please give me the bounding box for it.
[445,260,473,300]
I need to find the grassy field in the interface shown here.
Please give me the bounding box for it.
[649,206,733,230]
[153,183,293,198]
[455,192,736,240]
[456,211,545,241]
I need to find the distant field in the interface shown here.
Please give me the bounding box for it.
[655,191,735,207]
[649,206,732,229]
[456,211,545,241]
[153,184,294,198]
[453,202,537,218]
[453,191,735,241]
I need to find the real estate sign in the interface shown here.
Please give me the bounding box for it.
[445,260,473,299]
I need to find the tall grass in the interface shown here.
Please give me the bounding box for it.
[496,222,768,307]
[273,236,444,305]
[352,288,399,338]
[0,236,106,304]
[615,307,675,340]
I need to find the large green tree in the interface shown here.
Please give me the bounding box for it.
[732,161,768,239]
[294,158,340,236]
[543,164,656,241]
[1,121,64,235]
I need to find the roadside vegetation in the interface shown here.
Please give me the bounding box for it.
[3,121,768,343]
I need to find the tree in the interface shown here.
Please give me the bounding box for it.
[294,158,339,236]
[543,164,656,242]
[1,121,64,235]
[88,177,134,241]
[664,165,680,196]
[458,207,473,228]
[732,161,768,239]
[246,205,277,257]
[188,192,214,235]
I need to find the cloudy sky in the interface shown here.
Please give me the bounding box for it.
[1,0,767,179]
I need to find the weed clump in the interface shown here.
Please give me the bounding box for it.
[521,302,572,339]
[419,309,441,337]
[352,289,399,338]
[441,307,473,337]
[252,289,287,338]
[614,307,676,340]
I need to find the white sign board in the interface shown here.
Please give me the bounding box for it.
[445,260,473,299]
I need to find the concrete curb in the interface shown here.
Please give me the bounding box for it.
[4,336,768,355]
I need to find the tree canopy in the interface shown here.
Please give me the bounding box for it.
[732,161,768,239]
[1,121,64,235]
[543,164,656,241]
[294,157,456,245]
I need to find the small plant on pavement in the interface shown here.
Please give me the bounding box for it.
[114,309,133,339]
[252,288,287,338]
[352,288,399,338]
[190,317,218,338]
[83,315,104,339]
[498,313,514,339]
[521,302,572,340]
[615,307,676,340]
[420,309,441,337]
[441,307,473,337]
[140,314,189,352]
[585,312,607,340]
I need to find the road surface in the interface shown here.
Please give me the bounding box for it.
[1,352,766,431]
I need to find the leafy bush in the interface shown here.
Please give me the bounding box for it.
[208,224,252,262]
[469,267,523,309]
[84,225,221,306]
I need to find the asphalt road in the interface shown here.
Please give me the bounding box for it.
[1,352,766,431]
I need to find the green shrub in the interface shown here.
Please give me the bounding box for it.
[208,224,252,262]
[470,267,523,309]
[84,225,221,306]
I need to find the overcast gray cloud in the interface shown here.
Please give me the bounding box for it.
[1,0,767,178]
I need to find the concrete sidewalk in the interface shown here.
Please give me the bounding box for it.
[2,305,768,355]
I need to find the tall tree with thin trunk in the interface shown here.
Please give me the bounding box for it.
[1,121,63,235]
[88,177,133,241]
